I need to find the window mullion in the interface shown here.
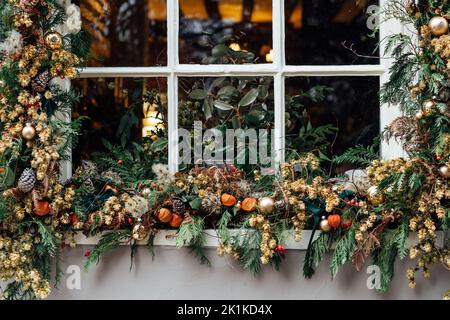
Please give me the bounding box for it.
[167,0,179,173]
[273,0,285,166]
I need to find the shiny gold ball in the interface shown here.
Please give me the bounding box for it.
[429,16,449,36]
[367,185,384,206]
[132,223,149,241]
[319,216,331,233]
[45,32,63,50]
[21,123,36,140]
[258,197,275,214]
[439,165,450,178]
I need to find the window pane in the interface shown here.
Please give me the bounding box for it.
[76,0,167,67]
[285,0,379,65]
[285,76,379,171]
[72,77,168,166]
[179,0,273,64]
[178,76,274,174]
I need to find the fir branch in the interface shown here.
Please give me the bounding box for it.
[303,232,331,278]
[176,216,210,265]
[330,229,356,279]
[333,144,379,167]
[84,230,131,270]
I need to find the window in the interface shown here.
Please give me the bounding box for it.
[71,0,404,178]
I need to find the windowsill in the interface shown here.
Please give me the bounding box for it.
[72,229,446,250]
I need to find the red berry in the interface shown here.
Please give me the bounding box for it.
[151,182,157,188]
[137,182,142,189]
[70,214,79,224]
[436,155,442,161]
[128,217,133,225]
[275,245,286,253]
[117,159,123,165]
[351,199,356,204]
[60,75,65,79]
[229,164,236,172]
[84,250,91,257]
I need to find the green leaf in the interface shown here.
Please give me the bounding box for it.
[150,137,168,152]
[189,197,202,210]
[214,100,234,111]
[238,88,259,107]
[189,89,207,100]
[218,85,238,97]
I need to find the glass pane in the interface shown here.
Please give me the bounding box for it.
[285,76,379,171]
[285,0,380,65]
[76,0,167,67]
[72,77,168,167]
[178,76,275,175]
[179,0,273,64]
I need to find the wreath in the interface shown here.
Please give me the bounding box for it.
[0,0,448,300]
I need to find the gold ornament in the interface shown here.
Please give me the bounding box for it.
[45,32,63,50]
[132,223,149,241]
[439,165,450,178]
[258,197,275,214]
[367,185,384,206]
[429,16,449,36]
[21,123,36,140]
[319,216,331,233]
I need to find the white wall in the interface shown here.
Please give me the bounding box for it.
[47,246,449,300]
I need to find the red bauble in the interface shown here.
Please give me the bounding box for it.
[341,218,352,230]
[84,250,91,257]
[128,217,134,225]
[34,201,50,216]
[229,164,236,172]
[327,214,341,229]
[117,159,123,165]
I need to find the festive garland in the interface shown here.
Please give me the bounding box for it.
[0,0,449,300]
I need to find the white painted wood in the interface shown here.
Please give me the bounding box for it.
[72,229,445,250]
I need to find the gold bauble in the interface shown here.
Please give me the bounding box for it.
[132,223,149,241]
[319,216,331,233]
[429,16,449,36]
[258,197,275,214]
[367,185,384,206]
[21,123,36,140]
[45,32,63,50]
[439,165,450,178]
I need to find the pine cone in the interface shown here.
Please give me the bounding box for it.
[31,71,49,93]
[18,168,36,193]
[172,198,185,214]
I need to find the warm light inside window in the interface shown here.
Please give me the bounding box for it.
[142,102,164,137]
[265,49,273,62]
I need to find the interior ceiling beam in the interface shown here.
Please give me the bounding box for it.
[204,0,221,20]
[242,0,254,23]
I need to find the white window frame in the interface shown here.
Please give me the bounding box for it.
[74,0,405,178]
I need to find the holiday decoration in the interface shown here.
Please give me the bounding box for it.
[327,214,341,229]
[21,123,36,141]
[132,223,149,241]
[125,195,149,218]
[44,32,63,50]
[439,165,450,178]
[34,201,50,216]
[172,199,185,214]
[221,193,237,207]
[428,16,449,36]
[17,168,36,193]
[0,0,448,301]
[258,197,275,214]
[241,198,258,212]
[158,208,173,223]
[319,216,331,233]
[31,71,49,92]
[169,214,183,228]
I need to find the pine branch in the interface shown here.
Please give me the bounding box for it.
[84,230,131,270]
[176,216,210,265]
